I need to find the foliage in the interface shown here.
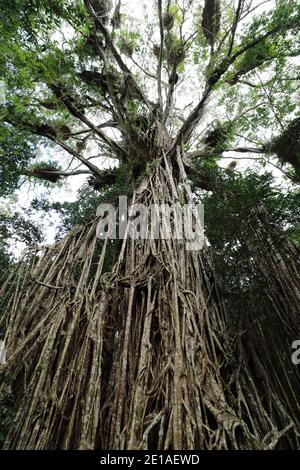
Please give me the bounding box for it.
[200,170,300,295]
[267,116,300,181]
[0,201,44,279]
[0,125,36,197]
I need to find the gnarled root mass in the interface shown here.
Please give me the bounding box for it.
[0,149,299,449]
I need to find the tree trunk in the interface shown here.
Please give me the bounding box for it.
[0,148,299,449]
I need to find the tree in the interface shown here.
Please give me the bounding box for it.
[0,0,300,449]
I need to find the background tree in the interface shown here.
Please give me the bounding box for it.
[0,0,300,450]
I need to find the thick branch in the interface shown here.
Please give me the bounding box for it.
[51,139,105,177]
[22,169,92,179]
[225,147,266,154]
[163,64,178,125]
[4,114,107,178]
[172,87,212,148]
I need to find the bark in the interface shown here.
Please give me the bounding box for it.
[0,148,299,449]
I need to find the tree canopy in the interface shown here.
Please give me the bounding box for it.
[0,0,299,200]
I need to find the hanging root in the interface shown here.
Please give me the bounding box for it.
[0,148,299,449]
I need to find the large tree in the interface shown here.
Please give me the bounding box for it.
[0,0,300,450]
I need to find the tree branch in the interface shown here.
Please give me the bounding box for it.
[84,0,152,112]
[230,19,299,66]
[228,0,243,57]
[172,87,212,148]
[50,139,105,177]
[225,147,266,154]
[240,0,272,22]
[22,169,92,178]
[50,84,127,158]
[163,64,178,125]
[173,16,299,148]
[157,0,164,106]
